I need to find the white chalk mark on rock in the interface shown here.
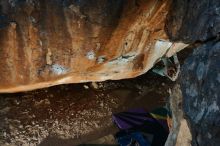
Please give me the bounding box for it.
[86,50,96,60]
[51,64,68,75]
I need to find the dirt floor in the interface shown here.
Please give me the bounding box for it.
[0,72,173,146]
[0,48,192,146]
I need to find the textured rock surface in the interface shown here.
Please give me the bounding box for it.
[165,84,191,146]
[180,41,220,146]
[0,0,173,92]
[166,0,220,43]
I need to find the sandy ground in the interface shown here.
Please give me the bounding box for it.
[0,70,174,146]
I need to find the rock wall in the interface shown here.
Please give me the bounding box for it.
[166,0,220,43]
[165,1,220,145]
[165,84,192,146]
[0,0,174,92]
[180,41,220,146]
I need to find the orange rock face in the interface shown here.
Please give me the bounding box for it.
[0,0,175,92]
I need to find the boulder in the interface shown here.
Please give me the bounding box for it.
[0,0,184,92]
